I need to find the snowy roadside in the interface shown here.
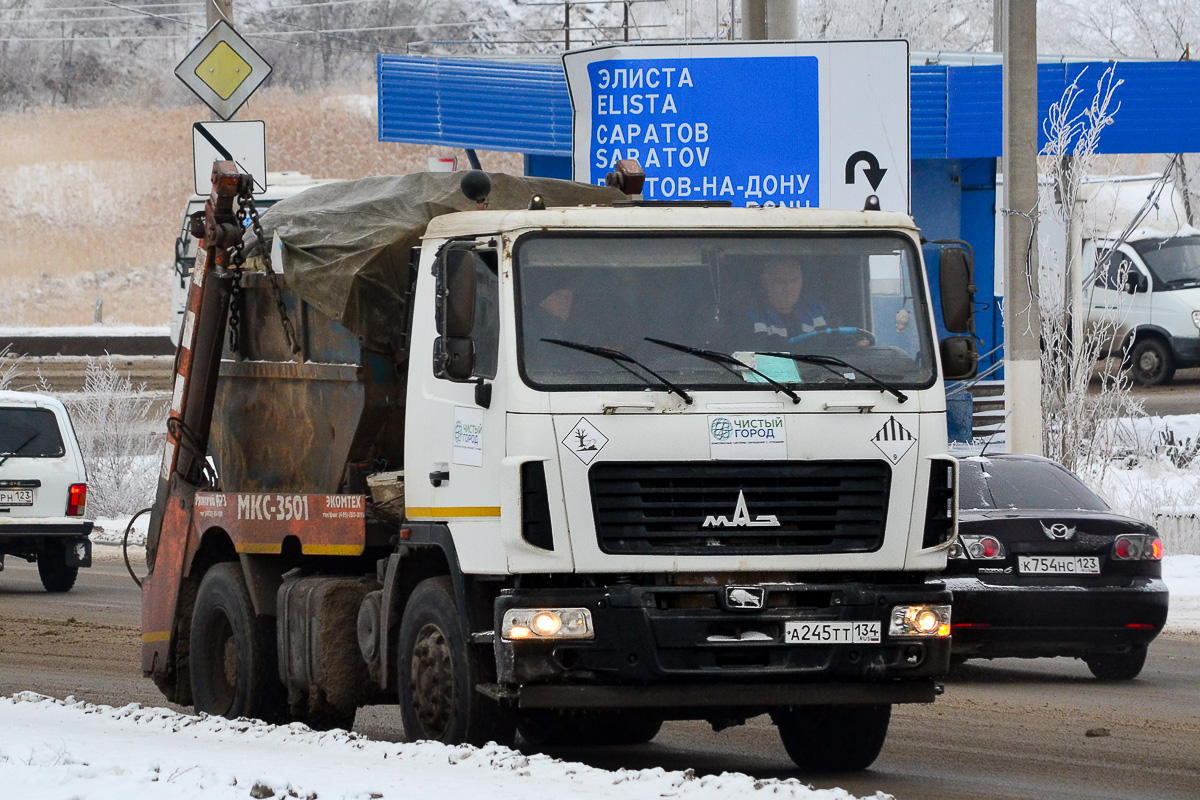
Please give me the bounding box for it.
[0,694,877,800]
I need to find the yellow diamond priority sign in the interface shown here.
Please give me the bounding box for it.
[175,21,271,120]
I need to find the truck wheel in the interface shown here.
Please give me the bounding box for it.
[37,542,79,593]
[772,704,891,772]
[1128,338,1175,386]
[190,562,285,721]
[1084,647,1147,680]
[517,712,663,747]
[397,576,515,747]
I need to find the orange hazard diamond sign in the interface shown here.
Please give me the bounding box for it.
[175,20,271,120]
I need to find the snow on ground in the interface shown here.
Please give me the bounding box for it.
[0,694,875,800]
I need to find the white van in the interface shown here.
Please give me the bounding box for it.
[171,172,342,344]
[1000,173,1200,386]
[1086,228,1200,385]
[0,391,92,592]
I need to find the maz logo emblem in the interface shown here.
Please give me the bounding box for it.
[1040,522,1077,540]
[702,490,780,528]
[725,586,766,610]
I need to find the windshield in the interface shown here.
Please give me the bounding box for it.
[1132,236,1200,289]
[516,233,935,391]
[0,408,65,458]
[958,458,1109,511]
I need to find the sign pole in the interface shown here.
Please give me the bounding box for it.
[1001,0,1043,455]
[740,0,797,40]
[208,0,235,120]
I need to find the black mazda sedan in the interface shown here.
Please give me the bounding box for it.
[946,453,1169,680]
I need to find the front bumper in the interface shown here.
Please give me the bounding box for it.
[492,581,951,712]
[1169,334,1200,367]
[945,576,1168,658]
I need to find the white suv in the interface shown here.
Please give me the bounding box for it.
[0,391,93,592]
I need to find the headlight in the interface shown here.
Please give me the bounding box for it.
[1192,310,1200,330]
[889,604,952,638]
[501,608,594,641]
[959,534,1006,560]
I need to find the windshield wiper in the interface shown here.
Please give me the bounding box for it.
[644,337,800,405]
[756,351,909,403]
[542,338,694,405]
[0,431,40,467]
[1163,278,1200,290]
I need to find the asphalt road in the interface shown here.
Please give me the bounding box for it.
[1132,366,1200,417]
[2,556,1198,799]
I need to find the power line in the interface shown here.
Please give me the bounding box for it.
[0,13,205,24]
[0,1,201,12]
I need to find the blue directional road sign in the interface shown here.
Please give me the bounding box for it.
[564,42,910,213]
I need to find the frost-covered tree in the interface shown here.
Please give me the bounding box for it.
[1036,64,1144,473]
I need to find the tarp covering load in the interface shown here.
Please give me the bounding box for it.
[246,172,624,358]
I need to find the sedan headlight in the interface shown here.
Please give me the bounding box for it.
[889,604,952,638]
[501,608,594,641]
[1192,310,1200,330]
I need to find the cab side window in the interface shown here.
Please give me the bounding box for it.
[1095,253,1133,290]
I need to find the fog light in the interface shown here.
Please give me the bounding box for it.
[889,604,952,638]
[502,607,594,641]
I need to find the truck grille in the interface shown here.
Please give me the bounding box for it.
[589,461,890,556]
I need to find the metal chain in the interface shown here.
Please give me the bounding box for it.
[228,276,242,353]
[241,191,301,357]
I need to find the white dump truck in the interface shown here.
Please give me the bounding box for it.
[143,162,977,771]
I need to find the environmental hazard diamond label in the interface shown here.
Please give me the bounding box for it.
[561,418,609,465]
[872,416,915,465]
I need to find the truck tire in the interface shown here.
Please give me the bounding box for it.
[1128,337,1175,386]
[1084,647,1147,681]
[397,576,515,747]
[190,562,286,721]
[37,542,79,593]
[772,704,891,772]
[517,712,663,748]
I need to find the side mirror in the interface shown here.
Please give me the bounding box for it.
[174,237,189,276]
[940,335,978,381]
[939,247,975,334]
[433,248,479,382]
[1124,270,1148,294]
[433,336,475,381]
[437,249,478,337]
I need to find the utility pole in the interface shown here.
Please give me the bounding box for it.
[740,0,797,40]
[1001,0,1043,455]
[207,0,232,30]
[208,0,234,120]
